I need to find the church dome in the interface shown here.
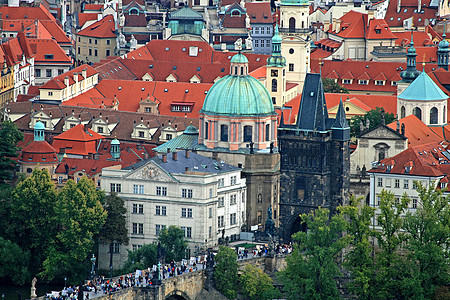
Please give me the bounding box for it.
[398,71,448,101]
[34,121,45,130]
[111,138,120,145]
[201,75,275,117]
[438,37,449,50]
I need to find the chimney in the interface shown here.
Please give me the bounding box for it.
[162,153,167,162]
[185,167,189,173]
[397,0,402,13]
[335,19,341,34]
[172,151,177,161]
[73,72,78,83]
[368,10,374,23]
[323,20,330,32]
[167,148,171,153]
[64,76,69,87]
[185,149,190,158]
[82,68,87,79]
[418,0,421,12]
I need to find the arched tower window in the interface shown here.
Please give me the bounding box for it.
[430,107,438,124]
[243,125,252,142]
[265,124,270,141]
[401,106,406,118]
[301,21,304,28]
[272,79,277,92]
[205,121,209,139]
[220,124,228,142]
[413,107,422,120]
[289,17,296,32]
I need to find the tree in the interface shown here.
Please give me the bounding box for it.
[0,120,23,182]
[350,107,396,137]
[6,168,58,277]
[240,263,276,300]
[214,245,238,299]
[373,190,419,299]
[158,225,187,262]
[322,78,349,94]
[279,207,350,300]
[402,184,450,298]
[40,177,107,282]
[339,196,375,299]
[121,243,157,274]
[0,237,30,285]
[99,192,129,277]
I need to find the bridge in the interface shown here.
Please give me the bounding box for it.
[90,255,286,300]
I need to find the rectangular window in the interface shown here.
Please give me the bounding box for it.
[181,226,192,238]
[377,178,383,187]
[209,207,213,218]
[106,49,111,56]
[358,80,368,85]
[58,176,63,184]
[107,39,111,45]
[110,183,122,193]
[386,178,391,187]
[94,49,98,57]
[377,196,381,206]
[156,186,167,196]
[261,39,265,47]
[181,208,192,218]
[342,79,351,84]
[182,188,193,198]
[133,203,138,214]
[254,40,259,48]
[412,181,418,189]
[89,48,92,56]
[78,47,80,54]
[218,197,224,207]
[375,80,385,86]
[89,39,92,44]
[231,176,237,185]
[46,69,52,77]
[404,180,409,189]
[132,223,143,234]
[133,184,144,194]
[218,178,224,187]
[209,226,212,238]
[58,69,64,75]
[155,224,166,236]
[230,194,237,205]
[395,179,400,188]
[209,188,213,198]
[230,213,237,225]
[110,242,120,253]
[218,215,224,228]
[412,198,417,208]
[35,69,41,77]
[156,205,160,215]
[289,64,294,71]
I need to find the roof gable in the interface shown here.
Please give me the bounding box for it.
[124,160,177,182]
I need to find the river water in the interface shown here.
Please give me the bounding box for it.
[0,283,63,300]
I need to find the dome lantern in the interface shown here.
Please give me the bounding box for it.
[34,121,45,141]
[230,52,249,76]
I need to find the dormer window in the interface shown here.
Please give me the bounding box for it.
[375,29,381,34]
[358,80,368,85]
[405,166,411,173]
[375,80,385,86]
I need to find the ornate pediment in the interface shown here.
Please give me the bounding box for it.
[125,161,176,182]
[360,125,405,140]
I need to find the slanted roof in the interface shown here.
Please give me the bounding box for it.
[245,2,273,24]
[387,115,443,147]
[153,125,199,153]
[54,123,104,142]
[77,15,116,38]
[169,7,203,20]
[398,71,448,101]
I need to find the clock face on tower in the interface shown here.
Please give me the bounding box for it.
[271,70,278,77]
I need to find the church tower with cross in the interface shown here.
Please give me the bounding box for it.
[278,0,311,92]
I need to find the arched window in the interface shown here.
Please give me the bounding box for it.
[289,17,296,32]
[231,10,240,16]
[430,107,438,124]
[220,124,228,142]
[272,79,277,92]
[413,107,422,120]
[243,125,252,142]
[265,124,270,141]
[301,21,304,28]
[205,121,209,139]
[240,67,244,75]
[401,106,406,118]
[234,66,238,75]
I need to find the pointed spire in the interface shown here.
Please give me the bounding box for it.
[400,26,421,82]
[279,109,285,127]
[331,98,350,141]
[437,19,449,71]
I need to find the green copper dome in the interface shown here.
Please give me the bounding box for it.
[34,121,45,130]
[398,71,448,101]
[201,75,275,117]
[281,0,309,5]
[111,138,120,145]
[230,53,248,63]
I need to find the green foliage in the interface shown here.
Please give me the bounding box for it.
[0,120,23,182]
[322,78,349,94]
[6,168,58,276]
[121,243,157,274]
[350,107,396,138]
[239,263,276,300]
[40,177,107,282]
[279,207,350,300]
[214,245,238,299]
[402,184,450,298]
[158,225,187,262]
[99,192,129,245]
[339,196,375,299]
[0,237,30,284]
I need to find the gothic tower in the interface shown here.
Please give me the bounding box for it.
[437,23,449,71]
[266,25,287,108]
[278,73,350,242]
[278,0,311,92]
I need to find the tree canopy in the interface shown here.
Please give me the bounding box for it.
[214,245,238,299]
[240,263,276,300]
[0,120,23,182]
[158,225,187,262]
[121,243,157,275]
[322,78,349,94]
[350,107,396,137]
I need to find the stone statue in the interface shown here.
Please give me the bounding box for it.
[381,109,386,125]
[119,12,125,27]
[90,254,96,276]
[265,204,276,237]
[270,142,274,153]
[365,118,370,129]
[359,120,364,133]
[396,119,400,131]
[157,262,162,280]
[130,35,137,50]
[30,277,37,299]
[245,13,251,29]
[118,31,126,48]
[245,34,253,50]
[249,141,254,154]
[234,38,243,51]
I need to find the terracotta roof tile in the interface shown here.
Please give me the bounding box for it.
[0,4,56,22]
[245,2,273,24]
[387,115,443,147]
[40,64,98,90]
[77,15,116,38]
[28,38,71,65]
[385,0,437,28]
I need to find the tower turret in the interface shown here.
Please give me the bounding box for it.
[266,25,287,108]
[400,31,421,83]
[34,121,45,141]
[111,138,121,159]
[437,22,449,71]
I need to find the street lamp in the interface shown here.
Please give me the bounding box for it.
[64,276,67,287]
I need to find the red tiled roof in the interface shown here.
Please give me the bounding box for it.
[330,11,367,39]
[125,14,147,27]
[55,123,104,141]
[0,4,56,22]
[326,70,339,79]
[40,64,98,90]
[84,4,103,11]
[357,72,371,80]
[366,18,397,40]
[394,31,433,46]
[52,124,104,156]
[315,38,342,49]
[387,115,443,147]
[221,2,246,28]
[19,140,58,164]
[342,71,354,79]
[28,38,71,65]
[0,34,34,67]
[245,2,273,24]
[77,13,99,28]
[77,15,116,38]
[310,48,334,59]
[385,0,437,28]
[373,72,388,81]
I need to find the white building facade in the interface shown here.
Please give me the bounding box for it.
[99,150,246,270]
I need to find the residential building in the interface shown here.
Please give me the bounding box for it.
[0,51,15,107]
[246,2,273,55]
[75,15,117,64]
[384,0,439,31]
[28,38,72,85]
[164,7,208,42]
[99,150,246,269]
[278,73,350,242]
